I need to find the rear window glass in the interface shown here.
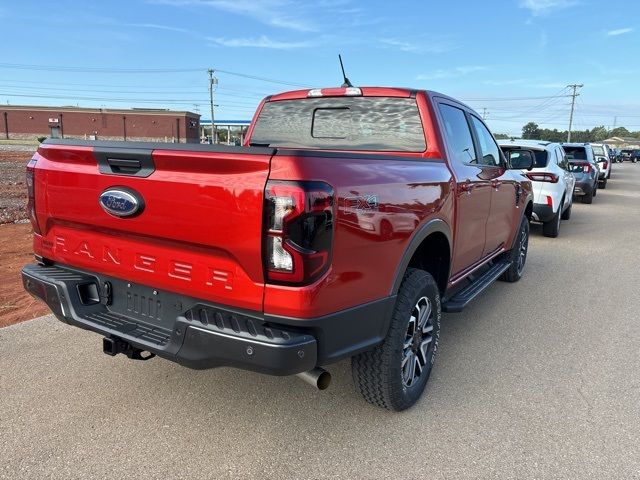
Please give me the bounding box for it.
[563,146,586,160]
[250,96,426,152]
[533,150,548,168]
[591,145,605,155]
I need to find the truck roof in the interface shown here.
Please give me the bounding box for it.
[267,86,461,102]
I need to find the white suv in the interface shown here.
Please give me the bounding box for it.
[498,139,575,238]
[589,143,611,188]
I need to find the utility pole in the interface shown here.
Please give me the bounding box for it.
[482,108,488,120]
[567,83,583,142]
[208,69,218,144]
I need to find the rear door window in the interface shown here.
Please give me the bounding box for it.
[438,103,477,165]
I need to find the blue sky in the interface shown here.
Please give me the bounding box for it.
[1,0,639,135]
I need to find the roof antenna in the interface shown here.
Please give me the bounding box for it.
[338,54,353,88]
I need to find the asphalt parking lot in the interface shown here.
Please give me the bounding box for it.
[1,163,639,480]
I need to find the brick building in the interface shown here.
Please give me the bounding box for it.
[1,105,200,143]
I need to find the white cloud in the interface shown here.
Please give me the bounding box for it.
[209,35,312,49]
[125,23,191,34]
[149,0,319,32]
[606,28,633,36]
[380,38,459,54]
[519,0,578,16]
[417,66,487,81]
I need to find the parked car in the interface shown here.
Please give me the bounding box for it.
[606,145,619,163]
[499,139,575,237]
[563,143,599,204]
[589,143,611,187]
[620,149,640,163]
[21,86,534,411]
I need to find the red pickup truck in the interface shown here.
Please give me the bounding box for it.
[22,86,533,411]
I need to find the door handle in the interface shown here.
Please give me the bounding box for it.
[458,179,473,194]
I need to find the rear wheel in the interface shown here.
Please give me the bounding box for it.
[351,268,441,411]
[500,215,529,282]
[543,205,561,238]
[599,178,607,189]
[582,191,593,204]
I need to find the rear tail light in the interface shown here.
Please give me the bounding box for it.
[26,158,42,235]
[264,180,334,285]
[582,164,591,173]
[525,172,559,183]
[546,195,553,208]
[602,161,608,170]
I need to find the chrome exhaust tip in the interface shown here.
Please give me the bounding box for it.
[296,367,331,390]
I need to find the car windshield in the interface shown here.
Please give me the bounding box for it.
[592,145,605,155]
[563,146,587,160]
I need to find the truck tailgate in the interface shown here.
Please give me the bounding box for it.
[32,141,275,311]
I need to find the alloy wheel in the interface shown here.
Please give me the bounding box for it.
[402,296,434,388]
[517,223,528,275]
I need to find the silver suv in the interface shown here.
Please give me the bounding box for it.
[589,143,611,188]
[499,139,575,238]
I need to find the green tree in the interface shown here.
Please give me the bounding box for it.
[610,126,630,138]
[590,126,609,142]
[494,133,510,140]
[522,122,541,139]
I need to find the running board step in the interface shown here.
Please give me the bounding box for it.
[442,261,511,313]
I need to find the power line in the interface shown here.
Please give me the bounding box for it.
[0,62,310,87]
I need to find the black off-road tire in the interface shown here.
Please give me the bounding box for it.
[542,207,561,238]
[351,268,441,411]
[500,215,529,282]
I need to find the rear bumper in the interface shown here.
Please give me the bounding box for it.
[573,180,594,196]
[532,203,555,223]
[22,263,394,374]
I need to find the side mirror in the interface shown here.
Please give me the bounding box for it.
[508,149,535,171]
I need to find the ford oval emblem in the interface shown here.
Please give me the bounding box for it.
[99,188,144,218]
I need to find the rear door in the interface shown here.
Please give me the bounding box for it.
[556,147,575,210]
[468,115,518,256]
[437,102,492,275]
[33,141,275,311]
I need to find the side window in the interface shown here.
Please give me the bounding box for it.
[556,148,568,170]
[470,116,501,167]
[438,103,477,165]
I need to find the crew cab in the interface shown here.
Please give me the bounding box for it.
[22,86,533,411]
